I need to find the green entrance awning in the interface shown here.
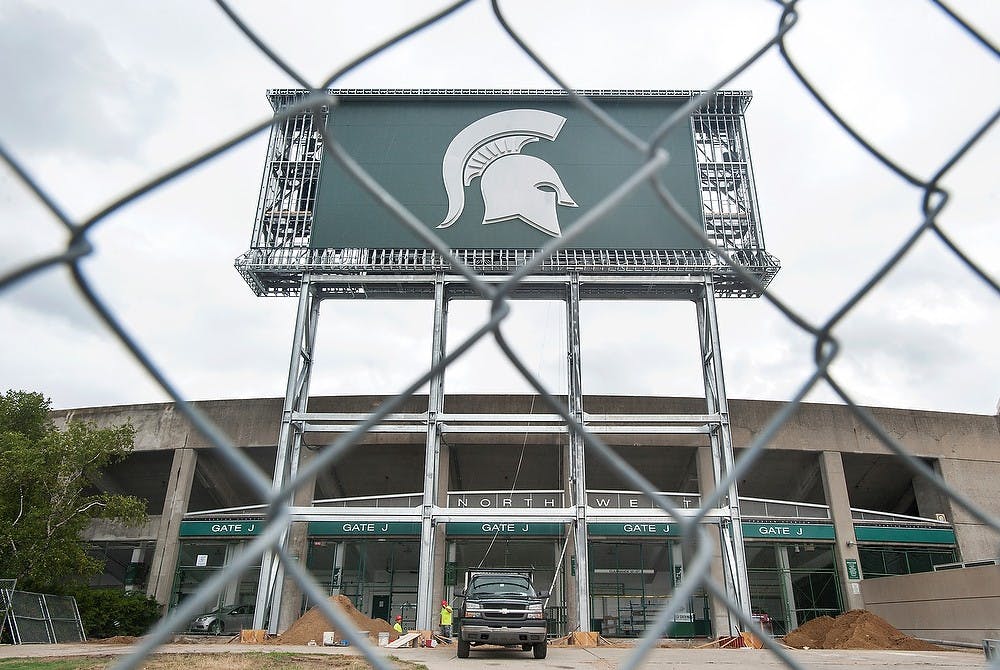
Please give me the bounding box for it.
[446,522,564,536]
[853,525,956,545]
[587,522,681,537]
[308,521,421,536]
[741,522,835,540]
[179,520,264,537]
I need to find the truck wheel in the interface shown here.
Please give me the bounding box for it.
[457,639,470,658]
[533,641,547,659]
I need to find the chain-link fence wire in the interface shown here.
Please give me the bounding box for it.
[1,0,998,668]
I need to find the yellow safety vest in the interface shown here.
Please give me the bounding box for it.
[440,605,453,625]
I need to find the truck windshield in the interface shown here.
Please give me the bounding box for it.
[469,577,534,597]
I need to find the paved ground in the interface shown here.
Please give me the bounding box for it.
[0,643,986,669]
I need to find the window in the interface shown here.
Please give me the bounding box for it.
[858,546,957,578]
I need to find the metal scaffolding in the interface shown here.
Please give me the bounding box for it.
[245,90,772,635]
[251,273,753,635]
[235,89,780,299]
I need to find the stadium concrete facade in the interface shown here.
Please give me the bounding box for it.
[67,395,999,638]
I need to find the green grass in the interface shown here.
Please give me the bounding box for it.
[0,660,106,670]
[0,654,428,670]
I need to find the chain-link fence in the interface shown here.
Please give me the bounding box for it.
[1,1,998,669]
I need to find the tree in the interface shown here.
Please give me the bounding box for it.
[0,390,147,592]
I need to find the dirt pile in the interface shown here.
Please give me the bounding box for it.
[89,635,140,644]
[783,610,942,651]
[267,594,395,645]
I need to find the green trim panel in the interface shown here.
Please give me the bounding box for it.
[854,525,956,545]
[742,523,835,540]
[446,522,564,536]
[179,520,264,537]
[307,521,421,536]
[587,522,681,537]
[178,520,953,544]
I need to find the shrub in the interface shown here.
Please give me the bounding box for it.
[70,588,162,639]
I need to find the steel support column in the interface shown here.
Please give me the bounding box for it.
[696,276,751,634]
[776,544,799,631]
[566,275,590,631]
[254,274,319,631]
[417,275,448,630]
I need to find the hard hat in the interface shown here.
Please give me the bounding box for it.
[441,600,448,606]
[396,615,402,620]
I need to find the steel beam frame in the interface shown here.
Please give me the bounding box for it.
[566,275,590,631]
[254,270,753,636]
[416,275,448,629]
[697,275,752,634]
[253,275,319,631]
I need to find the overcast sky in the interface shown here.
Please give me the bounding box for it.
[1,1,997,416]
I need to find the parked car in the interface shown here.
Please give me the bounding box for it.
[189,604,253,635]
[455,569,549,659]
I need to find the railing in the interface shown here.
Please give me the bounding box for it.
[235,246,780,298]
[183,494,959,528]
[313,493,423,509]
[588,490,702,510]
[448,490,565,509]
[740,497,831,520]
[850,507,952,525]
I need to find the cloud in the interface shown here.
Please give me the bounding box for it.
[0,266,104,333]
[580,302,705,397]
[1,1,996,418]
[0,2,173,160]
[0,299,169,408]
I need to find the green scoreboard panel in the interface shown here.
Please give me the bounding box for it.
[311,94,706,251]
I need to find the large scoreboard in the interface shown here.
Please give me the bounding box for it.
[310,93,706,251]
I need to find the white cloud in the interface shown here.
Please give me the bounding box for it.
[0,2,174,160]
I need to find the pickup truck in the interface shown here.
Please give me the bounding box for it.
[455,569,549,659]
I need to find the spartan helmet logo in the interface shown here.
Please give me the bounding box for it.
[436,109,577,237]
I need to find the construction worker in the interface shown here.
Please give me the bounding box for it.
[439,599,454,638]
[393,614,404,634]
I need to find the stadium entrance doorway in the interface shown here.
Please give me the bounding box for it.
[304,538,420,626]
[446,534,568,636]
[588,539,710,638]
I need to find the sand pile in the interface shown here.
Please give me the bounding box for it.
[783,610,942,651]
[267,594,395,645]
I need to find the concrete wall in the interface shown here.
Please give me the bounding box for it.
[860,565,1000,644]
[54,395,998,459]
[727,399,999,461]
[54,395,1000,512]
[84,517,161,542]
[936,458,1000,561]
[54,398,286,452]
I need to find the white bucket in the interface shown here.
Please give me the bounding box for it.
[378,631,390,647]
